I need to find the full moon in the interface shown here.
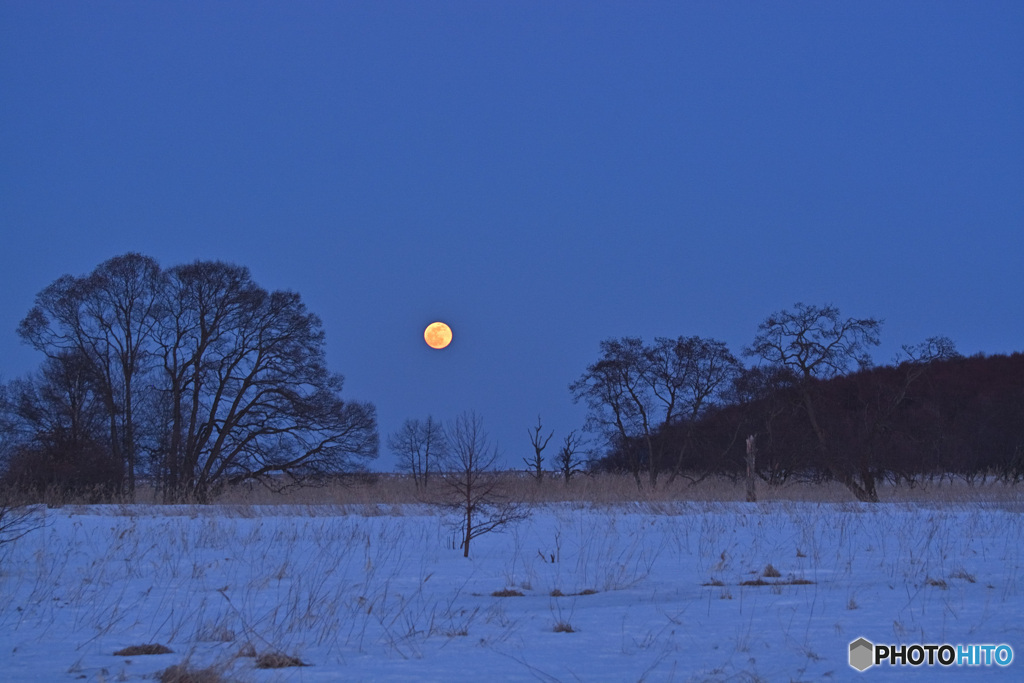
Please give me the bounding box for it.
[424,321,453,349]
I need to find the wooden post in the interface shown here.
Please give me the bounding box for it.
[745,434,757,503]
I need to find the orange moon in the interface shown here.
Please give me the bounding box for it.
[424,321,453,349]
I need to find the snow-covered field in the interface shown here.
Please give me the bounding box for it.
[1,500,1021,682]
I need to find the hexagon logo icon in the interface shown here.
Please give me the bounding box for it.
[849,637,874,671]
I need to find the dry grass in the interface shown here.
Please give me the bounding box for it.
[24,472,1022,509]
[739,576,815,587]
[114,643,173,656]
[208,473,1024,506]
[254,652,308,669]
[491,588,525,597]
[951,568,977,583]
[158,664,229,683]
[552,621,576,633]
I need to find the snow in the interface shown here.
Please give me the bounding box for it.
[1,500,1021,681]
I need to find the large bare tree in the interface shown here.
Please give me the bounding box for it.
[18,253,162,496]
[155,261,377,501]
[571,336,740,489]
[16,255,377,502]
[744,302,882,501]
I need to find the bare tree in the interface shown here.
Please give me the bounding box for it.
[554,430,584,484]
[571,336,740,489]
[18,253,163,497]
[438,412,527,558]
[388,416,443,489]
[744,302,882,501]
[12,255,377,502]
[570,337,654,487]
[154,261,377,502]
[1,352,115,496]
[524,415,553,482]
[647,336,741,481]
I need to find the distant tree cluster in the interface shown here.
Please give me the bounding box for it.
[574,303,1024,501]
[1,253,378,502]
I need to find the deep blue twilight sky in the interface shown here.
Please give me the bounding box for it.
[2,3,1022,470]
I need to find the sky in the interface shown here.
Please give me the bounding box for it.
[1,2,1022,471]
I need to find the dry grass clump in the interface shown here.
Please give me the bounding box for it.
[762,564,782,578]
[739,576,815,587]
[254,652,308,669]
[114,643,173,656]
[491,588,525,597]
[553,621,576,633]
[951,568,977,583]
[157,664,227,683]
[549,587,598,596]
[739,577,773,586]
[926,577,949,589]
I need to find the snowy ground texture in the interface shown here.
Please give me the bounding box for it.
[1,500,1021,682]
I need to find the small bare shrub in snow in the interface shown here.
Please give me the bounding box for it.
[437,413,529,558]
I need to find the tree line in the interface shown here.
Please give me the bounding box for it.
[0,253,378,502]
[4,256,1020,508]
[572,303,1023,502]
